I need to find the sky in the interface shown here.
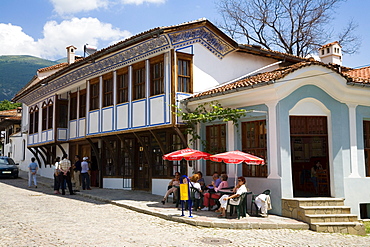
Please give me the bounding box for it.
[0,0,368,68]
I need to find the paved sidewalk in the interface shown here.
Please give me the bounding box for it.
[19,170,309,230]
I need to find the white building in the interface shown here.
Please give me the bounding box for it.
[12,19,370,231]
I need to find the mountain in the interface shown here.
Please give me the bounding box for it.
[0,55,58,101]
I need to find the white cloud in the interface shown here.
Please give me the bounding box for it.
[50,0,109,16]
[120,0,166,4]
[0,18,131,60]
[0,24,40,57]
[50,0,166,16]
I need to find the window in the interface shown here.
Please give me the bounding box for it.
[34,107,39,133]
[117,68,129,103]
[70,92,77,120]
[29,108,34,134]
[206,124,226,176]
[177,52,192,93]
[133,62,145,100]
[42,102,48,131]
[241,120,268,177]
[79,89,86,118]
[364,121,370,176]
[120,138,133,178]
[151,131,167,177]
[170,134,187,176]
[103,140,117,176]
[90,79,99,110]
[150,56,164,96]
[47,103,53,129]
[103,74,113,107]
[57,100,68,128]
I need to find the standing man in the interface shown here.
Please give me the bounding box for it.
[81,157,91,190]
[28,157,38,188]
[59,154,75,195]
[72,155,82,192]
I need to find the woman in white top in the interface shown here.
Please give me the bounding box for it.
[218,176,247,218]
[53,157,61,194]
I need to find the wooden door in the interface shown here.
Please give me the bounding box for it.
[290,116,330,197]
[133,138,150,191]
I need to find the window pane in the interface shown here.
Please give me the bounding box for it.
[242,120,267,177]
[117,73,128,103]
[103,78,113,107]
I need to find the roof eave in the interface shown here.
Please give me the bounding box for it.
[185,80,274,103]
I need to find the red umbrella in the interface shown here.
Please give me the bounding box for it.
[210,150,264,186]
[210,150,264,164]
[163,148,211,161]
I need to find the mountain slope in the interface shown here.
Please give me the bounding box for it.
[0,55,58,101]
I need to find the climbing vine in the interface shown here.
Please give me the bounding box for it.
[173,101,249,146]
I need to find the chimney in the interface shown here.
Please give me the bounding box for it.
[318,41,342,66]
[66,45,77,64]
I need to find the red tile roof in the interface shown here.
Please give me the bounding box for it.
[189,60,369,100]
[37,63,68,72]
[320,41,341,49]
[343,66,370,81]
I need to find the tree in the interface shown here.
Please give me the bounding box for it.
[217,0,360,57]
[0,100,21,111]
[174,101,248,146]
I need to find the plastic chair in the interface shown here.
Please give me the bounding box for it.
[228,192,248,219]
[250,189,271,216]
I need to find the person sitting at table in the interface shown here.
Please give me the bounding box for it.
[218,176,248,218]
[207,171,221,189]
[196,171,206,191]
[201,174,229,211]
[161,172,180,205]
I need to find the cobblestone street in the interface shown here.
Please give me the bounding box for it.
[0,178,369,247]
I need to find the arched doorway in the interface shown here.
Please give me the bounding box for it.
[290,116,330,197]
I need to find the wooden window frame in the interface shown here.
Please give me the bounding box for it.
[177,52,193,93]
[117,68,129,104]
[90,78,100,111]
[29,108,34,134]
[205,124,226,176]
[364,121,370,177]
[42,102,48,131]
[70,92,78,120]
[132,62,146,100]
[34,107,39,133]
[47,100,53,130]
[79,89,86,118]
[103,73,113,107]
[150,55,164,96]
[57,99,68,128]
[241,120,268,177]
[47,103,53,129]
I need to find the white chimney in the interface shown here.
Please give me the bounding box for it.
[318,41,342,66]
[66,45,77,64]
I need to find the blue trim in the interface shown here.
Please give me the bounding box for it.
[175,45,194,54]
[102,106,115,131]
[148,95,166,125]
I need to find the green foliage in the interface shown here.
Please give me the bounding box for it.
[364,221,370,234]
[174,101,248,145]
[0,100,21,111]
[0,55,58,101]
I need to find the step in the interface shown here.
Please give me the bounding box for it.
[295,198,344,207]
[300,206,351,215]
[310,222,366,235]
[305,214,359,224]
